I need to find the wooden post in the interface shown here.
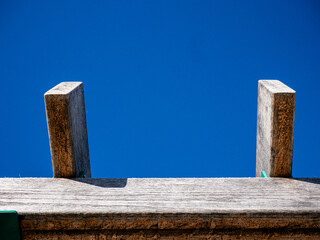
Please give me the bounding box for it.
[256,80,295,177]
[44,82,91,178]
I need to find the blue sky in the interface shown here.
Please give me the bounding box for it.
[0,0,319,178]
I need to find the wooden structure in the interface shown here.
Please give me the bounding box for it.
[256,80,295,177]
[44,82,91,178]
[0,80,319,239]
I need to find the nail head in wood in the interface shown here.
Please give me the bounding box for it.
[256,80,295,177]
[44,82,91,178]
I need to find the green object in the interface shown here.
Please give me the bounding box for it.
[261,171,268,178]
[0,211,20,240]
[79,171,86,178]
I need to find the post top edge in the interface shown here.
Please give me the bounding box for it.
[44,82,83,96]
[258,80,295,93]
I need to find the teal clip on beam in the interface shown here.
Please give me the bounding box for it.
[261,171,268,178]
[0,211,21,240]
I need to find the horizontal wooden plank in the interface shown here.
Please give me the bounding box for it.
[0,178,319,234]
[1,178,319,239]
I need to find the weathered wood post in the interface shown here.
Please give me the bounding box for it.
[44,82,91,178]
[256,80,295,177]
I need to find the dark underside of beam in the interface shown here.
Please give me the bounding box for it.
[21,228,320,240]
[1,178,319,239]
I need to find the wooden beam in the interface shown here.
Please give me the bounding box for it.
[256,80,295,177]
[44,82,91,178]
[0,178,319,239]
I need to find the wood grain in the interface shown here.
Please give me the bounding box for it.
[44,82,91,178]
[0,178,319,238]
[21,229,320,240]
[256,80,295,177]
